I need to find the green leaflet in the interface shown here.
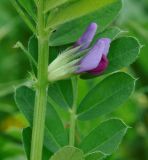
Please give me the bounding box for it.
[78,72,135,120]
[79,119,128,154]
[47,0,121,28]
[106,37,140,73]
[15,86,68,152]
[49,0,122,46]
[48,79,73,110]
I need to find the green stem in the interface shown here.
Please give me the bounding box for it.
[30,1,49,160]
[69,77,78,146]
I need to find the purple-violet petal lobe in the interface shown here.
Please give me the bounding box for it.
[100,38,111,56]
[77,39,105,73]
[89,55,109,75]
[77,38,111,73]
[74,23,98,50]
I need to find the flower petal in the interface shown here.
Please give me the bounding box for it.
[89,55,109,75]
[77,39,105,73]
[77,38,111,73]
[101,38,111,56]
[74,23,98,50]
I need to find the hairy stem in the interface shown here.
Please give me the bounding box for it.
[30,1,49,160]
[69,77,78,146]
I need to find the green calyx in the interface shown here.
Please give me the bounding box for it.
[48,46,88,82]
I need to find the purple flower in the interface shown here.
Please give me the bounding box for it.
[48,23,111,82]
[75,23,111,75]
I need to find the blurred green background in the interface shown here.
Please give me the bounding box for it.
[0,0,148,160]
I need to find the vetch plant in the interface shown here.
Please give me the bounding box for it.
[11,0,141,160]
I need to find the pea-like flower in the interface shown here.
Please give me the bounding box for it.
[48,23,111,82]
